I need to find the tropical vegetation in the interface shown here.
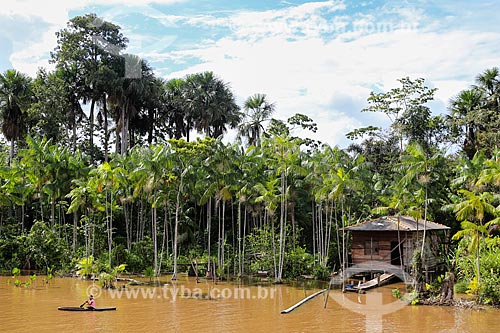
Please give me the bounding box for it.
[1,14,500,305]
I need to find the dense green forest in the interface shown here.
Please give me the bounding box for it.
[1,14,499,304]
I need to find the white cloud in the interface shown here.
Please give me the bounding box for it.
[165,7,500,147]
[168,0,347,43]
[2,0,186,76]
[9,30,56,75]
[2,0,499,148]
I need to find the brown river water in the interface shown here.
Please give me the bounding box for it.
[0,275,498,332]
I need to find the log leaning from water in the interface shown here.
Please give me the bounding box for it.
[281,289,327,314]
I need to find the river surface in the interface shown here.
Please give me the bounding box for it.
[0,275,498,332]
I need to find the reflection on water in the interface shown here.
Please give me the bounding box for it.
[0,276,497,332]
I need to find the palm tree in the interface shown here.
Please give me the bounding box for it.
[183,72,241,139]
[107,56,151,154]
[233,146,260,277]
[448,189,496,287]
[92,161,121,269]
[260,134,304,283]
[449,88,484,159]
[162,78,188,140]
[127,66,162,147]
[0,69,32,164]
[397,142,443,257]
[138,145,175,276]
[476,68,500,152]
[168,138,212,280]
[58,65,86,153]
[328,152,368,282]
[238,94,275,147]
[476,67,499,103]
[452,151,486,192]
[304,148,331,266]
[254,177,280,281]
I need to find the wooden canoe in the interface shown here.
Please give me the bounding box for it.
[58,307,116,311]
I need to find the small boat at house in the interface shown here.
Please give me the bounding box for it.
[343,283,366,294]
[344,285,359,292]
[58,307,116,311]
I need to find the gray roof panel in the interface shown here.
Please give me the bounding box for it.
[344,216,450,231]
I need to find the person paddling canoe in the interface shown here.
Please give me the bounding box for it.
[81,295,95,310]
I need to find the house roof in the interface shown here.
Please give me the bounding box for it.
[344,216,450,232]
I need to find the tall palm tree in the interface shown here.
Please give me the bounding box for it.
[161,78,187,140]
[108,56,151,154]
[476,67,499,102]
[168,138,212,280]
[91,161,121,269]
[260,134,304,283]
[139,145,175,276]
[449,88,484,159]
[0,69,32,164]
[254,177,280,281]
[183,72,241,139]
[59,65,86,153]
[452,151,486,192]
[397,142,443,258]
[238,93,275,147]
[448,190,496,288]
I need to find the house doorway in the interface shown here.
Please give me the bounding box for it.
[391,241,401,265]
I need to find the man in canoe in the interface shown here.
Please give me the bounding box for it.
[81,295,95,310]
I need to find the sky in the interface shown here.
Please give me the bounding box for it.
[1,0,499,148]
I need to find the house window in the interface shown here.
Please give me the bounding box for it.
[364,240,379,256]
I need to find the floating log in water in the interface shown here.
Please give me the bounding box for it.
[117,277,146,285]
[281,289,327,314]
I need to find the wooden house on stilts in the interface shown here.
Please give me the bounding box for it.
[344,216,450,275]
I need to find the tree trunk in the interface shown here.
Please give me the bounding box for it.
[51,198,55,226]
[73,211,78,253]
[217,200,221,275]
[152,203,158,276]
[121,102,127,154]
[237,199,242,277]
[477,228,481,289]
[270,211,277,281]
[158,204,169,275]
[312,200,316,261]
[221,200,226,278]
[21,205,25,234]
[103,96,109,162]
[207,198,212,277]
[147,108,154,144]
[439,272,455,304]
[172,175,183,280]
[124,203,131,249]
[115,113,121,155]
[7,139,15,166]
[70,98,78,153]
[277,171,286,283]
[89,99,96,162]
[241,205,247,277]
[421,185,429,264]
[108,189,113,269]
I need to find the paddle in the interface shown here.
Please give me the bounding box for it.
[80,301,87,308]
